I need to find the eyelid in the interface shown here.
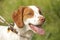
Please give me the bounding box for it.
[27,12,31,14]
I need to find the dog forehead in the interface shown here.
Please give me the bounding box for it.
[28,6,40,16]
[28,6,39,13]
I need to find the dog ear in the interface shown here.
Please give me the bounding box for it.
[12,6,25,28]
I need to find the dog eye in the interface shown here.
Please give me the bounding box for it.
[27,13,32,15]
[39,12,42,15]
[39,10,42,15]
[38,9,42,15]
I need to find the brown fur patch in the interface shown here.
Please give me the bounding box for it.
[12,6,25,28]
[12,6,34,28]
[23,8,34,21]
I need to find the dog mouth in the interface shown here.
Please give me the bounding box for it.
[29,23,45,35]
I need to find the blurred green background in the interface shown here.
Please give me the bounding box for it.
[0,0,60,40]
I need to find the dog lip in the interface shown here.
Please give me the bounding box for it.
[29,23,42,28]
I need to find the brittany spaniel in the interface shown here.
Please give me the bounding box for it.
[0,6,45,40]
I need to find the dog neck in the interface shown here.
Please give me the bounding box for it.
[13,23,34,40]
[14,23,26,35]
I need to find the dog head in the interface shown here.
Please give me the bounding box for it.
[12,6,45,35]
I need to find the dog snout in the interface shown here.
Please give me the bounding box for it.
[39,16,45,22]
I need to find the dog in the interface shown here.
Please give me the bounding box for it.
[0,6,45,40]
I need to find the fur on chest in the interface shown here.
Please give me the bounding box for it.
[0,26,34,40]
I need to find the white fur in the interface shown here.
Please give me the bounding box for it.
[24,6,44,31]
[0,26,20,40]
[0,6,44,40]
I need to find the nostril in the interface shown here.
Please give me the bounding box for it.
[41,18,44,20]
[41,18,45,22]
[39,17,45,22]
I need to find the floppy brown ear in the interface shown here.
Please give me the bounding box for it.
[12,6,25,28]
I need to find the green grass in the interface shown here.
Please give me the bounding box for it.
[0,0,60,40]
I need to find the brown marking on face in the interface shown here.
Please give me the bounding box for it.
[23,8,34,21]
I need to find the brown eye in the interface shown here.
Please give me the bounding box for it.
[39,10,42,15]
[27,13,32,15]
